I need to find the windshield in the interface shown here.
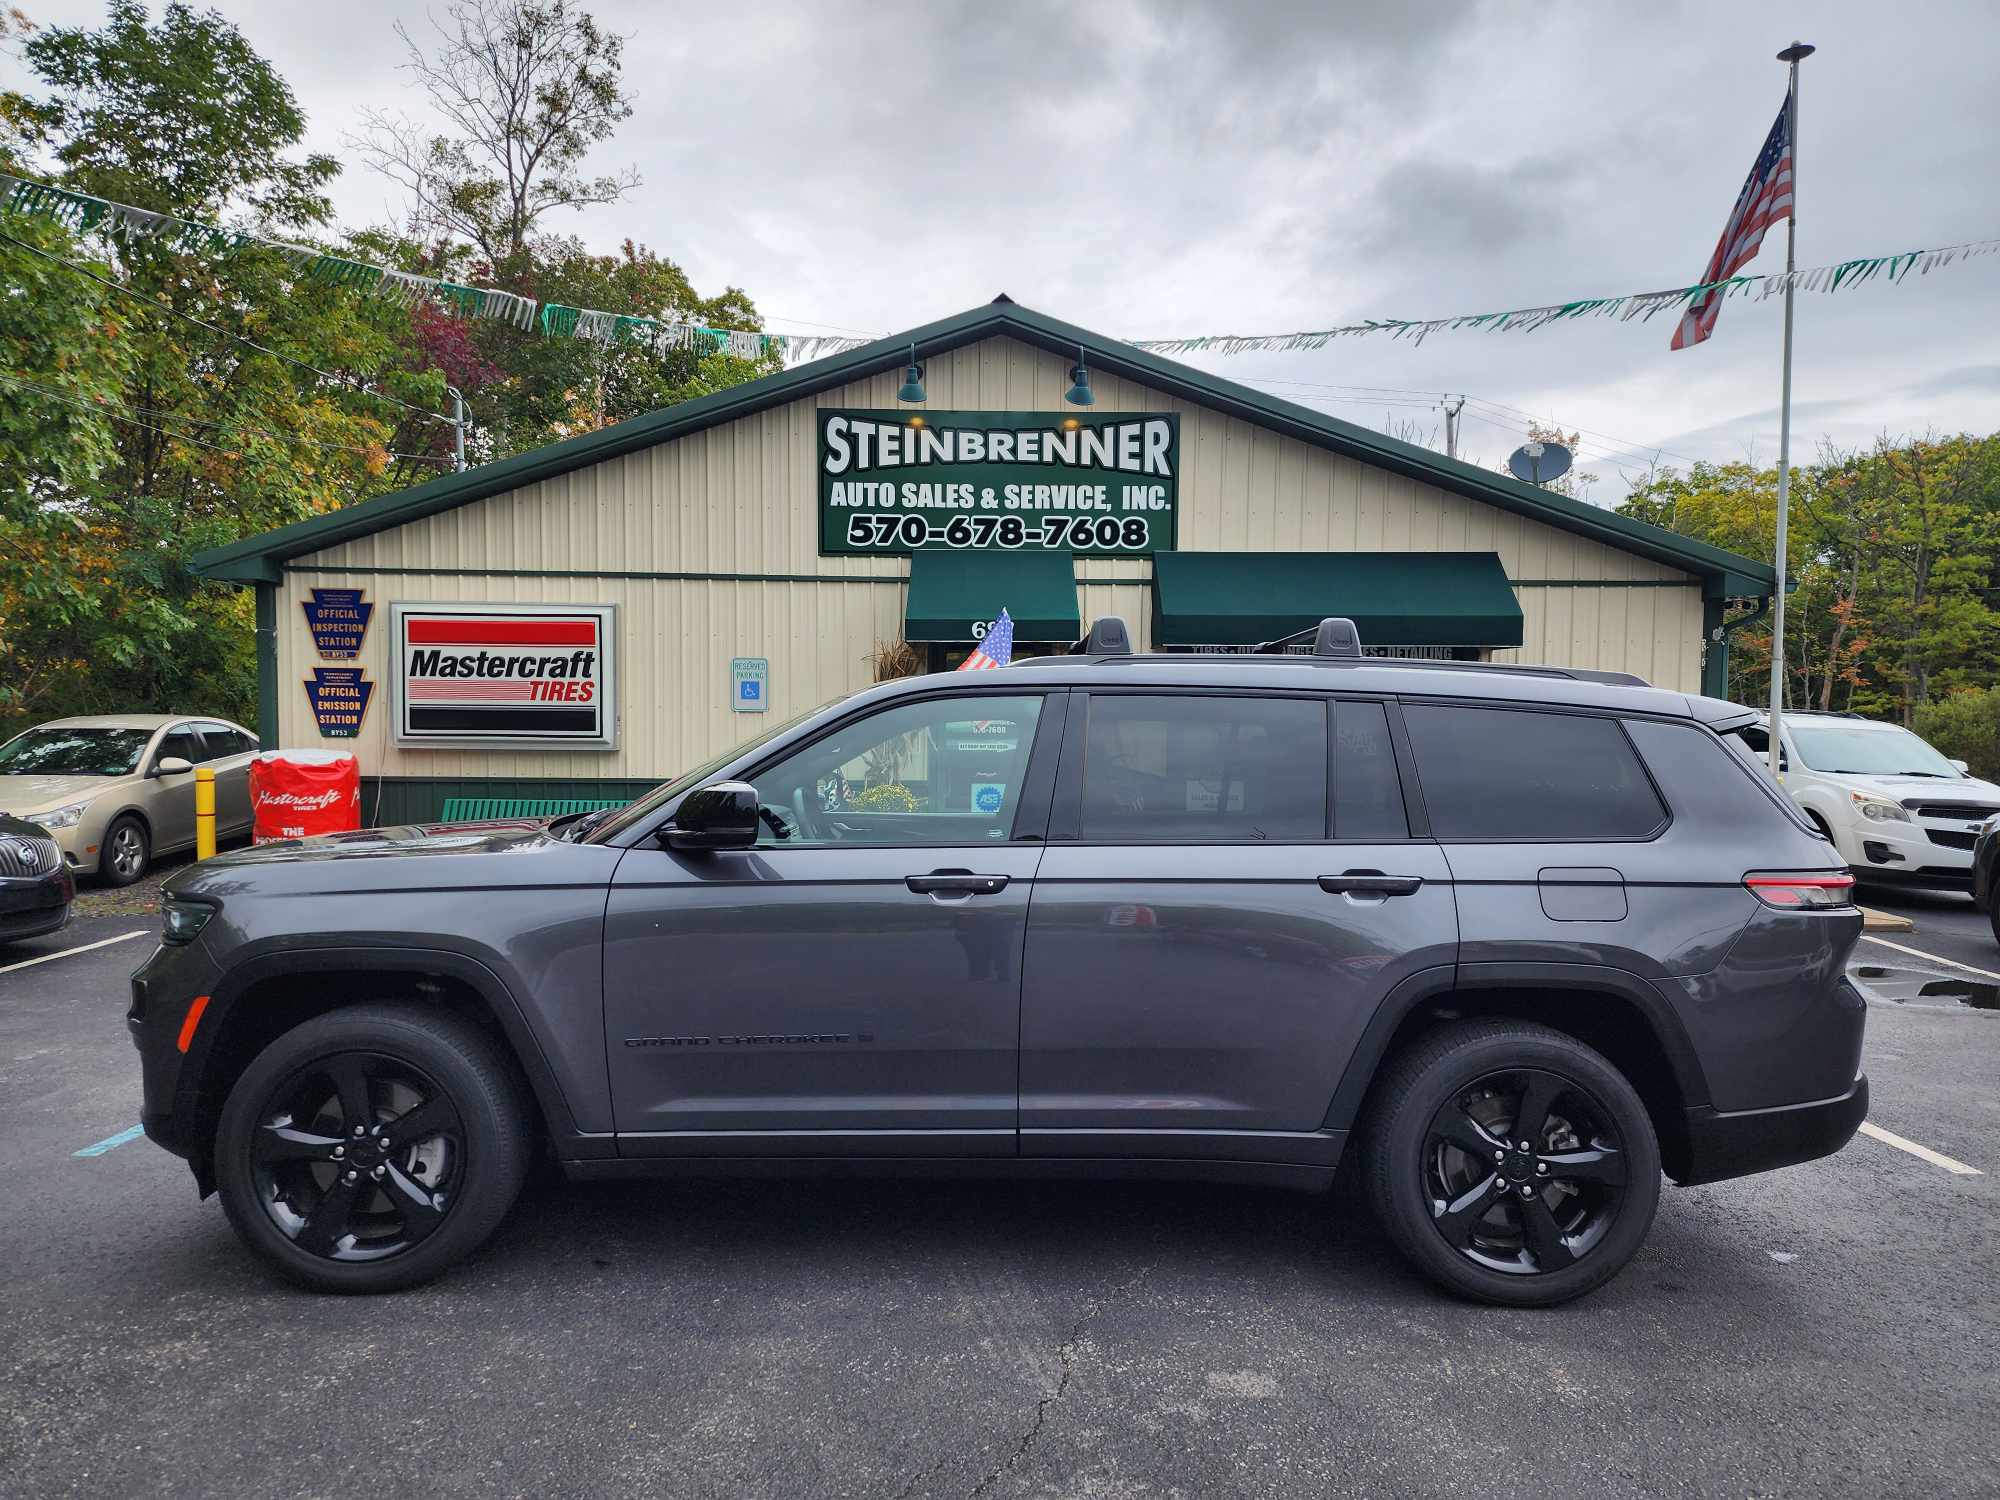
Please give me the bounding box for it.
[0,726,153,776]
[584,699,840,844]
[1789,724,1960,778]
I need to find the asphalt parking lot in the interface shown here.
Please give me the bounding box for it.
[2,906,1995,1499]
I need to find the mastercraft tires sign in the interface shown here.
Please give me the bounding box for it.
[389,603,617,749]
[819,409,1179,555]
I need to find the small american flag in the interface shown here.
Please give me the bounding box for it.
[958,608,1014,671]
[1672,93,1795,350]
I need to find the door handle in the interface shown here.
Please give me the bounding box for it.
[1318,871,1423,897]
[906,871,1010,897]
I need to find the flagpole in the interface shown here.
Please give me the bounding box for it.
[1768,40,1814,777]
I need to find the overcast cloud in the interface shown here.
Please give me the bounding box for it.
[8,0,1998,496]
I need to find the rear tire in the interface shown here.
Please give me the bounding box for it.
[1362,1020,1660,1307]
[215,1003,532,1293]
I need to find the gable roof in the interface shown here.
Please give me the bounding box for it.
[191,297,1774,594]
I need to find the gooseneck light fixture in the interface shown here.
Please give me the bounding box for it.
[896,344,927,404]
[1063,345,1095,406]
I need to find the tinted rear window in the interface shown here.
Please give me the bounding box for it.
[1402,704,1667,841]
[1082,695,1326,842]
[1333,701,1408,839]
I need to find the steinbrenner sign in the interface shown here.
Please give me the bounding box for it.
[818,409,1179,556]
[390,602,617,749]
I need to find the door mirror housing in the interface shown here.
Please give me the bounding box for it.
[154,756,194,777]
[1949,758,1971,775]
[664,781,760,852]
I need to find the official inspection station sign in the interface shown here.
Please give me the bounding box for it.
[818,410,1179,556]
[388,602,617,749]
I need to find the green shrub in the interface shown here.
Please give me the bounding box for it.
[1913,688,2000,782]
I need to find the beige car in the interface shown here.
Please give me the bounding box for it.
[0,715,259,885]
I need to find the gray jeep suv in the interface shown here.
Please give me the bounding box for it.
[130,618,1867,1305]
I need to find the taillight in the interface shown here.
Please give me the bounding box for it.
[1743,871,1856,909]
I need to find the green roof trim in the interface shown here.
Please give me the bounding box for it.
[904,549,1080,642]
[1151,551,1526,648]
[191,298,1775,592]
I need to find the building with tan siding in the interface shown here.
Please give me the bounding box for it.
[193,299,1775,823]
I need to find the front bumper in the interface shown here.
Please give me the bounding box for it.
[1838,813,1979,887]
[1672,1075,1869,1186]
[0,867,75,942]
[128,934,225,1174]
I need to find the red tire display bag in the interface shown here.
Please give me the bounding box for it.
[249,750,361,843]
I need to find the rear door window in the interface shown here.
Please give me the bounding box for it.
[1081,695,1326,842]
[1332,700,1408,839]
[1401,703,1667,841]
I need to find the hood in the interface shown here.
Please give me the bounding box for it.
[0,774,119,813]
[195,818,555,870]
[1828,772,2000,804]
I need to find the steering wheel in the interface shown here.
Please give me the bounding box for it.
[785,784,833,843]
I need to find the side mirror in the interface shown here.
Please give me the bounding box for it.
[1950,758,1970,775]
[154,756,194,777]
[664,781,759,852]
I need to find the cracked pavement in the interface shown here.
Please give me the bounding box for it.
[1,917,1995,1498]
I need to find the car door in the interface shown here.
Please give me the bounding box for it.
[603,688,1066,1155]
[146,722,204,853]
[1018,692,1457,1164]
[192,721,258,837]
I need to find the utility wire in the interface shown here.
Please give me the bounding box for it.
[0,372,450,464]
[0,227,455,426]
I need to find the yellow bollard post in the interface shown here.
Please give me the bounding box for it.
[194,765,217,860]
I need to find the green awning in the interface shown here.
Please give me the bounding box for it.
[1151,551,1524,648]
[904,549,1081,642]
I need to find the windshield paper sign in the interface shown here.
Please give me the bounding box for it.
[818,409,1178,555]
[390,603,617,749]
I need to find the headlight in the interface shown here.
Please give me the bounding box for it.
[1851,793,1910,823]
[26,802,87,830]
[161,897,216,945]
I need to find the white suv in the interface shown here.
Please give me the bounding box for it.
[1732,711,2000,890]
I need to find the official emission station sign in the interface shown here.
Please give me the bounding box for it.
[389,602,617,749]
[818,409,1179,556]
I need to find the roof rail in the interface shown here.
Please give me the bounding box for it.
[1068,616,1133,654]
[1254,617,1362,658]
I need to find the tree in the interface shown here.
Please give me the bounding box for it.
[351,0,640,270]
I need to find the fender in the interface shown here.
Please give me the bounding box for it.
[1319,961,1713,1134]
[181,943,610,1159]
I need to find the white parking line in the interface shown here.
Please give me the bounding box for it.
[1860,933,2000,982]
[1858,1121,1983,1176]
[0,930,148,975]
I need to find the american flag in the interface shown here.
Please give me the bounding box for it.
[1671,93,1795,350]
[958,608,1014,671]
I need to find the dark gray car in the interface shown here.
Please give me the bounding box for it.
[129,618,1866,1305]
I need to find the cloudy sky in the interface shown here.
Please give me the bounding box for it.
[9,0,1998,496]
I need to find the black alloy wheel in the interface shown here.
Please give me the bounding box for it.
[216,1004,531,1293]
[1422,1067,1627,1276]
[249,1051,465,1262]
[1363,1020,1661,1307]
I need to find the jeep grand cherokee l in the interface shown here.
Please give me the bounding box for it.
[129,618,1866,1306]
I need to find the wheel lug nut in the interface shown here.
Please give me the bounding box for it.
[1494,1149,1506,1162]
[1517,1141,1530,1152]
[1537,1163,1549,1175]
[352,1125,366,1138]
[371,1165,386,1180]
[331,1146,344,1159]
[342,1170,357,1184]
[1519,1184,1534,1199]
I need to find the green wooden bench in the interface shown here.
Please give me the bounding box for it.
[437,797,630,821]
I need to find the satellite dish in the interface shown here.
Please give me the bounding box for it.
[1508,440,1573,486]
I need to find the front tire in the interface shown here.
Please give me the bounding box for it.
[215,1003,533,1293]
[99,814,150,886]
[1362,1021,1661,1307]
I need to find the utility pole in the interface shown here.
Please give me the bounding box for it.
[446,384,467,472]
[1768,41,1813,777]
[1443,396,1464,460]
